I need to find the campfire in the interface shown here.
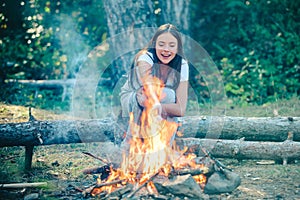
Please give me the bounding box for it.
[84,75,240,199]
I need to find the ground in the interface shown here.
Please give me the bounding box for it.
[0,100,300,200]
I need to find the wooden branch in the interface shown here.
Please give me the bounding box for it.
[104,184,133,199]
[86,179,126,197]
[176,138,300,162]
[82,152,109,164]
[170,168,206,176]
[82,164,111,175]
[25,145,34,170]
[0,182,47,189]
[95,179,125,188]
[126,172,159,198]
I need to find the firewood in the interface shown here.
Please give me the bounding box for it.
[170,168,206,177]
[125,171,160,198]
[104,183,133,199]
[82,164,111,181]
[85,179,126,197]
[95,179,125,188]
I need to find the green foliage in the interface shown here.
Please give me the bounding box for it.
[1,0,107,79]
[0,0,299,110]
[192,0,300,104]
[0,0,107,109]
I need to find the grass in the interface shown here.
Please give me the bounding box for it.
[187,95,300,117]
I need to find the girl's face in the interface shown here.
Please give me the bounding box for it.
[155,32,178,64]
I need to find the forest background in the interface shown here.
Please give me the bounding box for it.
[0,0,299,114]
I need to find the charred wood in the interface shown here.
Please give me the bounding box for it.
[170,168,207,177]
[126,172,159,198]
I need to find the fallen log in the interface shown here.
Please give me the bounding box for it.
[5,78,111,89]
[5,78,111,101]
[0,116,299,148]
[0,119,117,147]
[176,138,300,163]
[179,116,300,142]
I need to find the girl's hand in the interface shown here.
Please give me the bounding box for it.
[161,105,168,119]
[151,103,163,121]
[151,102,162,116]
[136,88,146,107]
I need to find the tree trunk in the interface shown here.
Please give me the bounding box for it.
[159,0,190,34]
[0,116,299,147]
[71,0,156,119]
[103,0,156,81]
[176,138,300,163]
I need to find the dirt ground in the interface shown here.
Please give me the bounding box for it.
[0,103,300,199]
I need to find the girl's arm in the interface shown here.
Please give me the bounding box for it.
[135,61,152,107]
[136,61,152,78]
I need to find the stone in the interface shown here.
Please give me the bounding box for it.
[24,193,39,200]
[154,174,207,199]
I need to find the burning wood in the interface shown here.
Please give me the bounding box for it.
[84,75,241,199]
[125,171,160,198]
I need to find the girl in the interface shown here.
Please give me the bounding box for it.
[120,24,189,145]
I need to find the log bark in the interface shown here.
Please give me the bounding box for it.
[159,0,190,33]
[103,0,156,81]
[0,119,117,147]
[73,0,156,119]
[0,182,47,189]
[176,138,300,162]
[0,116,299,147]
[5,78,111,89]
[179,116,300,142]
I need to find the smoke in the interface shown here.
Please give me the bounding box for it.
[54,13,90,79]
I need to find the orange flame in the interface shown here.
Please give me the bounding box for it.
[92,75,207,195]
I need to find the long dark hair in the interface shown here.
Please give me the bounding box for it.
[130,24,185,90]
